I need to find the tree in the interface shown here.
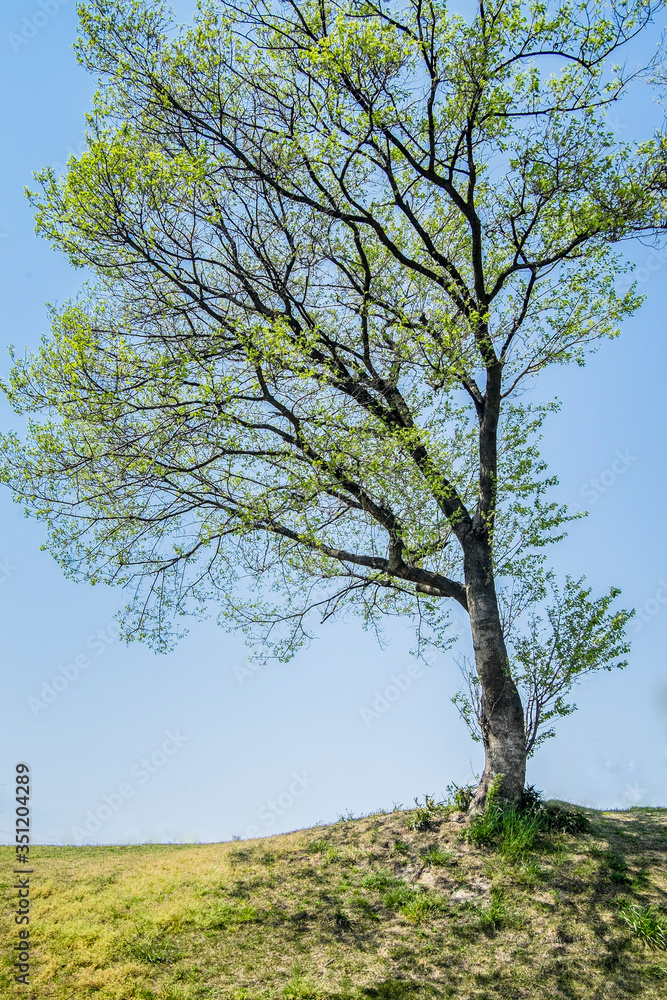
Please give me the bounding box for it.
[452,574,633,760]
[1,0,664,810]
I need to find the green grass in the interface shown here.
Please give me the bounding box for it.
[618,902,667,949]
[1,801,667,998]
[464,781,591,862]
[465,795,542,861]
[399,893,446,925]
[475,887,516,933]
[420,846,452,867]
[123,932,184,964]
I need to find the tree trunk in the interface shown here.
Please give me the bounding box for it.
[464,540,526,814]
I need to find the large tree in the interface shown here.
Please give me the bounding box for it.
[2,0,664,809]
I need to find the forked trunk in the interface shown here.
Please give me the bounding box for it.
[464,541,526,814]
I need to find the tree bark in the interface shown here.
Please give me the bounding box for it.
[464,539,526,813]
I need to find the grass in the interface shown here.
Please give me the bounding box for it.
[475,886,516,933]
[123,933,184,964]
[466,801,543,861]
[419,846,451,868]
[463,780,592,862]
[1,801,667,998]
[618,901,667,949]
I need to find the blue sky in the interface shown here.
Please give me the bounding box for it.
[0,0,666,848]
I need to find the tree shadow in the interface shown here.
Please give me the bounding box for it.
[531,808,667,997]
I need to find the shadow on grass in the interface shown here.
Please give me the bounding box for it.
[209,811,667,997]
[362,981,428,999]
[532,808,667,998]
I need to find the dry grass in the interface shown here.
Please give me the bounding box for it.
[2,802,667,999]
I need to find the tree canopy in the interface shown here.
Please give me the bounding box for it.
[1,0,664,792]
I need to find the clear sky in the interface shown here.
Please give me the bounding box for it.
[1,0,666,848]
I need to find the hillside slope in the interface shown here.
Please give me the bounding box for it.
[2,802,667,999]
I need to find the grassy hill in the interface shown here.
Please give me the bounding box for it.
[2,799,667,999]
